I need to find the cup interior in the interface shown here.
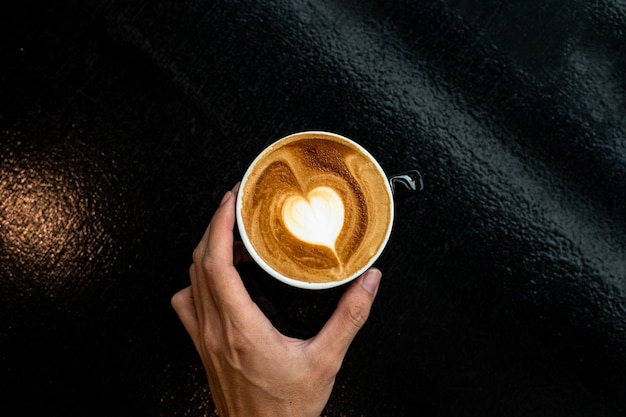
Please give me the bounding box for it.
[236,131,394,290]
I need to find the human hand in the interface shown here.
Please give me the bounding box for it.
[171,183,382,417]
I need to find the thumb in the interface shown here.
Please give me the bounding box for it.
[313,268,382,359]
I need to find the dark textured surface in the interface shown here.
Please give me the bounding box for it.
[1,0,625,416]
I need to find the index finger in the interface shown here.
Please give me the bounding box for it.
[204,183,239,263]
[202,183,254,310]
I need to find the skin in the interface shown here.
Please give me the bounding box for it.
[171,183,382,417]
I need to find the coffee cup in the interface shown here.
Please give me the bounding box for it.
[236,131,421,290]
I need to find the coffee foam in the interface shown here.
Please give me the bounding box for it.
[239,134,392,284]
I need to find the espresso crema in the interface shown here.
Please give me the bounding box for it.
[239,133,392,284]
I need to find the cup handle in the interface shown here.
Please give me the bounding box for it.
[389,170,424,196]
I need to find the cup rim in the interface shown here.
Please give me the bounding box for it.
[235,131,394,290]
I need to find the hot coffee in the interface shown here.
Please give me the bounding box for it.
[236,131,393,287]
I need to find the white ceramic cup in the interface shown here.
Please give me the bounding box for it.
[236,131,399,290]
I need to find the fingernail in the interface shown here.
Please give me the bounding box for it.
[219,190,232,206]
[232,182,241,193]
[361,268,381,294]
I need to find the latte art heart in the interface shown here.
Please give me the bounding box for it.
[282,187,344,250]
